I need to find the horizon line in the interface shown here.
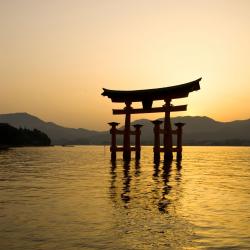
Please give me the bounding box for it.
[0,112,249,132]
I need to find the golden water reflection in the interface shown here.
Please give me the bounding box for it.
[0,146,249,249]
[109,159,184,213]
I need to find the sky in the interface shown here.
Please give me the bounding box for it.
[1,0,250,130]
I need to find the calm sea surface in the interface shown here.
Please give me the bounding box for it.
[0,146,249,250]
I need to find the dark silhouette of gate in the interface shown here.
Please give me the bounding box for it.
[102,78,201,162]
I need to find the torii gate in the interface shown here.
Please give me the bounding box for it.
[102,78,201,161]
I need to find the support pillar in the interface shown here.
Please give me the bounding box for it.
[152,120,163,163]
[123,101,132,160]
[175,122,185,161]
[163,99,173,161]
[133,124,143,160]
[108,122,119,161]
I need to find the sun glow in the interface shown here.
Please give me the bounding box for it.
[0,0,250,129]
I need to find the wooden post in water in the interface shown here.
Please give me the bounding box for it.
[163,99,173,161]
[175,122,185,161]
[133,124,143,160]
[152,120,163,163]
[123,101,132,160]
[108,122,119,161]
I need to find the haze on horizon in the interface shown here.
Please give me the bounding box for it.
[1,0,250,130]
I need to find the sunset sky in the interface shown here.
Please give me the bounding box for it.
[1,0,250,130]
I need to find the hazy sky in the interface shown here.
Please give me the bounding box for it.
[1,0,250,130]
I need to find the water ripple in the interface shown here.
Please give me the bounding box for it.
[0,146,250,249]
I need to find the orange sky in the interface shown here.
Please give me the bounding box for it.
[1,0,250,130]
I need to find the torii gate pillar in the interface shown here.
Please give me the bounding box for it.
[123,101,132,160]
[164,99,173,161]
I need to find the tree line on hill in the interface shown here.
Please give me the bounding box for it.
[0,123,51,147]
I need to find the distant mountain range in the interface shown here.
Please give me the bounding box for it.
[0,112,250,146]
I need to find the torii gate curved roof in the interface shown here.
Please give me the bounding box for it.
[102,78,201,103]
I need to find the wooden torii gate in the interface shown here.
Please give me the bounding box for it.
[102,78,201,161]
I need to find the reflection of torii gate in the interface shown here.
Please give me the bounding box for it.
[102,78,201,162]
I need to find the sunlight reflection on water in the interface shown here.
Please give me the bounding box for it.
[0,146,250,249]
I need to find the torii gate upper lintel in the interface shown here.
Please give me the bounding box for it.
[102,77,201,161]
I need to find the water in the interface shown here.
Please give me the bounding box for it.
[0,146,250,250]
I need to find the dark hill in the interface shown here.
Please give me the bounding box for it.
[0,123,51,146]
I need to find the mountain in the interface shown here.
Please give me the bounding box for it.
[131,116,250,145]
[0,113,249,146]
[0,113,109,145]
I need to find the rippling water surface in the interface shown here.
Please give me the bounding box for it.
[0,146,250,249]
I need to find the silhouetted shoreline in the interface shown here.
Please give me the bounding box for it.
[0,123,51,148]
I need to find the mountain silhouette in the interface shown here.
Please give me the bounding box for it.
[0,113,108,145]
[0,113,249,146]
[131,116,250,145]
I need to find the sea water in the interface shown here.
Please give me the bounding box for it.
[0,146,250,249]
